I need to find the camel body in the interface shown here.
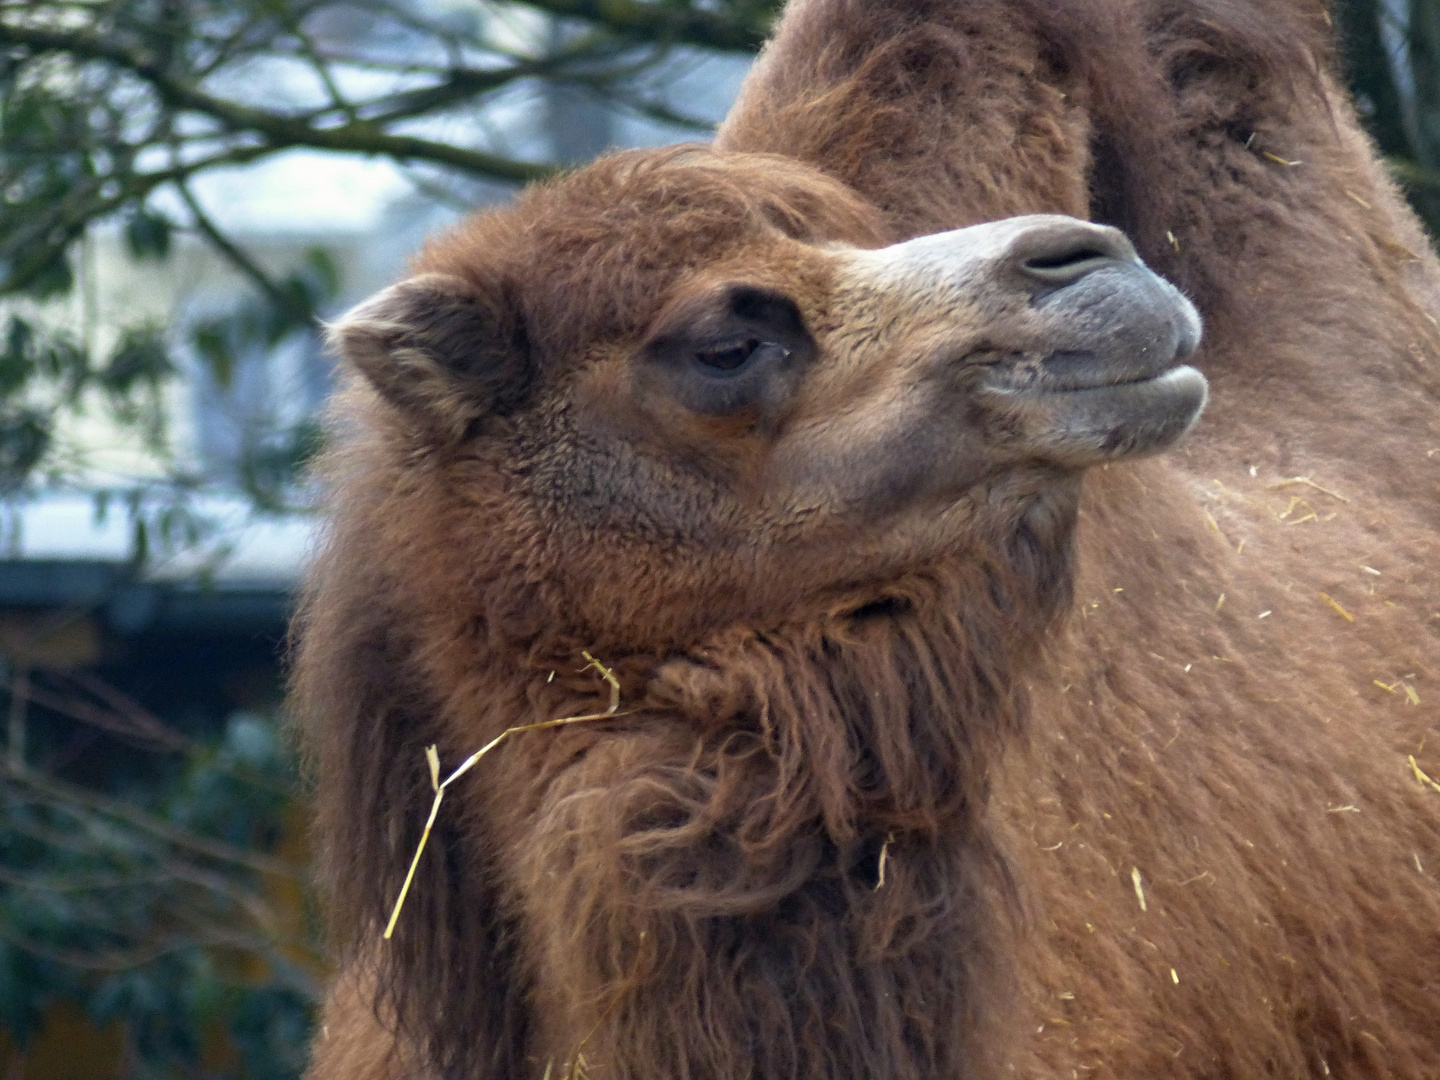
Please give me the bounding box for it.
[298,1,1440,1077]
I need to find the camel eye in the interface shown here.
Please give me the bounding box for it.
[694,338,789,374]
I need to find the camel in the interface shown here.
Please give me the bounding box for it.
[294,0,1440,1077]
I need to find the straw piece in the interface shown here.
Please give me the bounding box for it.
[1270,476,1348,502]
[1131,867,1147,912]
[383,656,628,940]
[1278,495,1318,524]
[561,930,647,1080]
[1344,189,1372,209]
[581,650,621,713]
[1262,151,1303,166]
[1383,239,1421,261]
[383,773,446,940]
[874,832,895,890]
[1319,593,1354,622]
[1408,755,1440,795]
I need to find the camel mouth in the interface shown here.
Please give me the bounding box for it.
[982,363,1209,465]
[993,362,1207,402]
[981,347,1193,394]
[983,356,1195,394]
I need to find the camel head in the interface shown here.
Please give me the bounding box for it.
[328,147,1204,645]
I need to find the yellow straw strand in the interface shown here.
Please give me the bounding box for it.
[1319,593,1354,622]
[581,651,621,713]
[383,784,446,939]
[1408,755,1440,795]
[382,655,628,940]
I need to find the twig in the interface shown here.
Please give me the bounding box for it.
[1,761,303,880]
[1,673,185,752]
[176,181,309,321]
[0,22,557,182]
[6,666,27,770]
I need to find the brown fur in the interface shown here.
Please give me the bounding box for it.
[295,1,1440,1077]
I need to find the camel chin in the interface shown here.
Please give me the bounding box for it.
[982,362,1208,466]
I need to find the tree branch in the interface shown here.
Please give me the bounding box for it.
[514,0,772,52]
[1,761,304,881]
[0,20,557,183]
[176,181,308,321]
[1,142,276,295]
[1388,156,1440,191]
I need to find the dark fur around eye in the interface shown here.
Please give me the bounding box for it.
[639,283,815,417]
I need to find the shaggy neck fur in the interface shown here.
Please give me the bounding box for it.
[296,445,1078,1078]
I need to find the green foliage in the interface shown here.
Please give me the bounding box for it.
[1,704,321,1078]
[123,211,173,263]
[0,0,774,503]
[0,315,175,491]
[1335,0,1440,233]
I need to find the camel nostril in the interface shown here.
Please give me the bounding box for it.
[1013,224,1139,291]
[1020,249,1120,287]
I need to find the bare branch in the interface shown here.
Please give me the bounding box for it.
[1,142,276,294]
[0,923,323,997]
[513,0,770,52]
[60,669,193,749]
[1,761,305,881]
[176,181,307,320]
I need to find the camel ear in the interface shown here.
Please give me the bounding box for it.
[329,272,530,439]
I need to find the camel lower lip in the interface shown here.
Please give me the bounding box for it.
[982,364,1209,465]
[984,364,1200,397]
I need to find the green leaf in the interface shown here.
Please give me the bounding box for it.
[101,326,173,396]
[193,321,236,389]
[0,316,36,399]
[0,406,52,489]
[5,246,74,299]
[124,209,173,261]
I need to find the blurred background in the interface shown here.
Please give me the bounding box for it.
[0,0,1431,1075]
